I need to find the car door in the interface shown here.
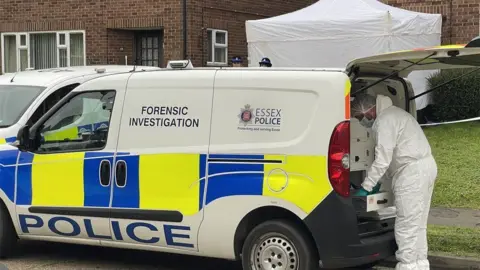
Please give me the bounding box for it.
[104,70,215,252]
[15,74,129,242]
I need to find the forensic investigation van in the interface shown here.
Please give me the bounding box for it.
[0,45,478,270]
[0,65,160,144]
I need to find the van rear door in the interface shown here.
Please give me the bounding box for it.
[346,45,480,78]
[346,45,480,220]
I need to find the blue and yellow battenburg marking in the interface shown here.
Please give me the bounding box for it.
[0,151,332,215]
[0,137,17,144]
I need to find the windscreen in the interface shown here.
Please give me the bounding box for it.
[0,85,46,127]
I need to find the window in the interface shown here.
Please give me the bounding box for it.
[207,29,228,65]
[0,85,46,127]
[135,30,163,67]
[36,90,115,153]
[1,31,86,74]
[28,83,80,126]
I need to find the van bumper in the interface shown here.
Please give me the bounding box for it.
[303,192,397,269]
[318,232,396,268]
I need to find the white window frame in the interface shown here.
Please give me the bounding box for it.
[1,30,86,74]
[57,32,70,67]
[207,28,228,66]
[17,33,30,71]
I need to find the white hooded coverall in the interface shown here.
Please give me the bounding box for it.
[361,95,438,270]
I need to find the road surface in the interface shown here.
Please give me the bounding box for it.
[0,240,393,270]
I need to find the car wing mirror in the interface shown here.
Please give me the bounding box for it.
[15,125,31,151]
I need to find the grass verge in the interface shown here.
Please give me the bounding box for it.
[423,121,480,209]
[428,225,480,258]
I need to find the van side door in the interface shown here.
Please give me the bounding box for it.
[106,70,215,252]
[14,74,130,242]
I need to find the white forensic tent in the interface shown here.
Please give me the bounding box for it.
[245,0,442,110]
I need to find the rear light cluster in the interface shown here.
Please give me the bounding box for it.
[328,121,350,197]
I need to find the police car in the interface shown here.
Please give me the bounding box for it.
[0,65,160,144]
[0,45,479,270]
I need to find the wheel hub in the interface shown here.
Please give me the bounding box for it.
[253,236,298,270]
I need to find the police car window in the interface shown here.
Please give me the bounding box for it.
[28,83,80,126]
[35,91,115,153]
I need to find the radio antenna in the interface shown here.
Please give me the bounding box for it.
[10,71,19,83]
[130,60,137,72]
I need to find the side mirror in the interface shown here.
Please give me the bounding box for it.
[15,125,31,152]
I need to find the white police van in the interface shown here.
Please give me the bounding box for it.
[0,65,160,144]
[0,45,479,270]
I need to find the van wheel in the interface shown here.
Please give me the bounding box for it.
[0,203,17,258]
[241,219,318,270]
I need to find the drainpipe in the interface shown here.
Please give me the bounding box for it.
[183,0,188,59]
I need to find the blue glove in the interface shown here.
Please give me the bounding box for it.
[353,188,370,197]
[371,183,381,194]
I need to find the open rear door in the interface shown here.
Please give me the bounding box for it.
[346,45,480,78]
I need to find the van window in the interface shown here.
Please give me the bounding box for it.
[35,90,116,153]
[0,85,45,127]
[28,83,80,126]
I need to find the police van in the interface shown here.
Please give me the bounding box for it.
[0,45,479,270]
[0,65,160,144]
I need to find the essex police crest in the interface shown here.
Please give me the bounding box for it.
[238,104,254,126]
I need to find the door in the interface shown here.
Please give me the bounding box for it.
[346,45,480,78]
[105,70,215,252]
[15,85,125,241]
[134,30,163,67]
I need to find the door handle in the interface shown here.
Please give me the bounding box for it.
[99,160,111,186]
[377,199,388,205]
[115,160,127,188]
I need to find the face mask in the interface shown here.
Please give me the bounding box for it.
[360,117,374,128]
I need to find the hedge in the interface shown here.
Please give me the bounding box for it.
[426,68,480,122]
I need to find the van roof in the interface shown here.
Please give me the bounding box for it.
[0,65,161,87]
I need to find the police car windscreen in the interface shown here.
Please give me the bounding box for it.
[0,85,46,128]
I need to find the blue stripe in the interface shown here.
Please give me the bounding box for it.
[111,155,139,208]
[16,152,34,205]
[205,154,264,205]
[83,152,114,207]
[199,154,207,210]
[0,150,19,202]
[5,137,17,144]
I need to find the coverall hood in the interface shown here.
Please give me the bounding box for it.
[376,94,393,115]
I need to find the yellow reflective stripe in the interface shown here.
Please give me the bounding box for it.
[43,126,79,142]
[0,138,6,144]
[139,153,200,215]
[263,155,332,214]
[31,153,85,206]
[345,79,351,119]
[433,44,466,49]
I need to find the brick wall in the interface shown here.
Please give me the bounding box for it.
[382,0,480,45]
[187,0,317,67]
[0,0,182,71]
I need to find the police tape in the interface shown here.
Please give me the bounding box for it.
[420,116,480,127]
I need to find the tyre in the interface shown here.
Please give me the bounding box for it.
[0,203,17,258]
[241,219,318,270]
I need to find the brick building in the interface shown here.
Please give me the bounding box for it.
[0,0,478,74]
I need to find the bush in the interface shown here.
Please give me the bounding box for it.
[427,68,480,122]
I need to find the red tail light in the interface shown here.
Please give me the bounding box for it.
[328,121,350,197]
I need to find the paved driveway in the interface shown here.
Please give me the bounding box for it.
[1,240,392,270]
